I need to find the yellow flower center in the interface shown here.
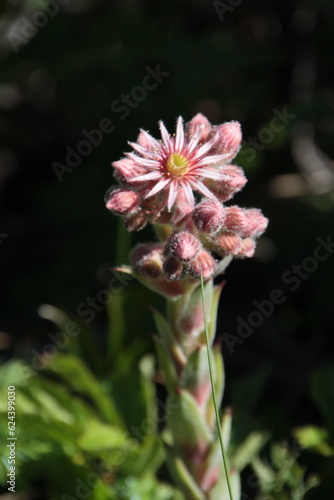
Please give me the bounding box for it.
[166,152,189,177]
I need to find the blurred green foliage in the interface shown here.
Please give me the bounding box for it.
[0,0,334,498]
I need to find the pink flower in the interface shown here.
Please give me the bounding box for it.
[106,113,269,283]
[109,114,242,213]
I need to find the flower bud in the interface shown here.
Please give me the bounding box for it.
[137,129,158,150]
[188,251,216,280]
[224,165,247,190]
[203,166,247,202]
[211,121,242,159]
[238,238,256,258]
[163,255,184,280]
[131,244,164,278]
[192,200,225,233]
[215,234,241,255]
[106,189,141,214]
[223,206,248,233]
[241,209,269,238]
[112,158,148,185]
[123,209,147,231]
[186,113,212,143]
[130,243,156,266]
[168,231,201,261]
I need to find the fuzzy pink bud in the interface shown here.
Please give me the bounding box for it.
[168,231,201,261]
[215,234,241,255]
[130,243,156,266]
[192,200,225,233]
[106,189,141,214]
[123,209,147,231]
[210,121,242,159]
[223,206,248,233]
[204,166,247,203]
[163,255,184,280]
[241,209,269,238]
[188,251,216,280]
[186,113,212,143]
[113,158,148,185]
[130,244,163,278]
[238,238,256,258]
[136,129,159,150]
[223,165,247,191]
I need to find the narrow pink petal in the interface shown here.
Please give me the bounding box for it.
[139,129,160,150]
[134,171,162,182]
[175,116,185,152]
[159,121,171,148]
[181,182,195,208]
[189,179,217,200]
[145,178,171,198]
[195,153,230,166]
[126,153,160,167]
[185,131,201,155]
[167,181,178,211]
[192,168,225,180]
[128,141,157,159]
[192,136,219,159]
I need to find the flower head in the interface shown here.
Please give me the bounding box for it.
[106,113,268,286]
[107,114,243,218]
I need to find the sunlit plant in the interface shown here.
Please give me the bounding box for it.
[105,113,268,500]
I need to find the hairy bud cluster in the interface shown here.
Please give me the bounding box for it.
[106,114,268,284]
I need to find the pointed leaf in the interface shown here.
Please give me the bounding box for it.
[180,346,211,407]
[151,307,187,368]
[231,431,270,471]
[45,354,124,428]
[208,464,241,500]
[165,446,205,500]
[171,279,214,354]
[154,337,178,392]
[78,420,128,451]
[167,390,212,462]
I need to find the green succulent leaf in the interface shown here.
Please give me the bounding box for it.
[165,447,205,500]
[151,306,187,368]
[45,354,124,428]
[167,390,213,458]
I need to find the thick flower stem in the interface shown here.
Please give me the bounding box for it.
[200,274,234,500]
[152,279,240,500]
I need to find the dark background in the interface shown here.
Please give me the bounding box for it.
[0,0,334,493]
